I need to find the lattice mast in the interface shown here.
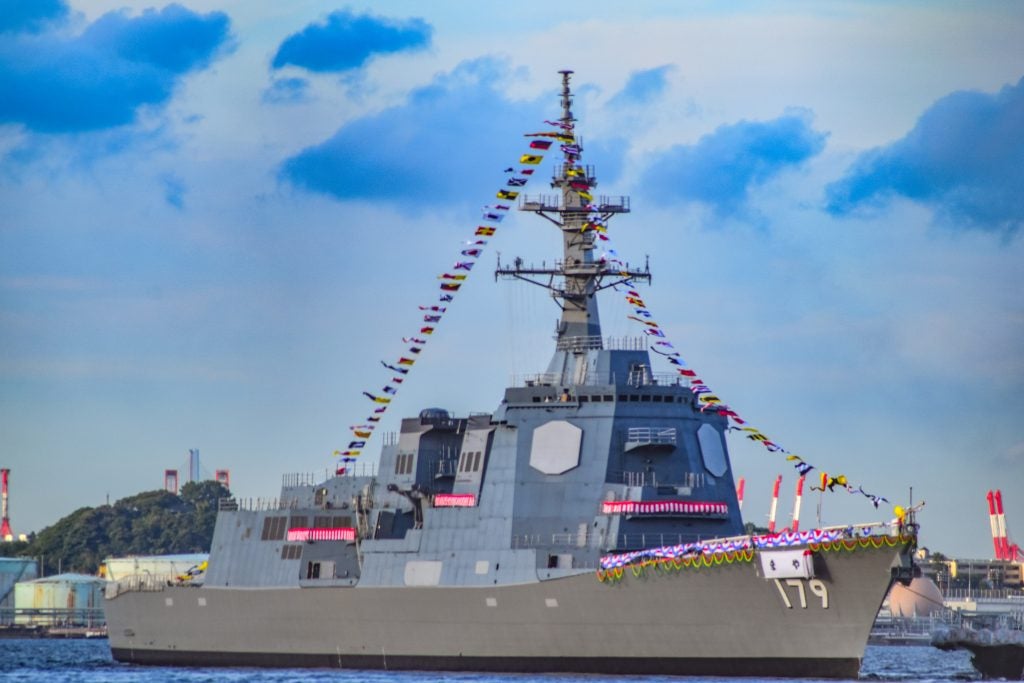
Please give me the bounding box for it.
[497,70,649,346]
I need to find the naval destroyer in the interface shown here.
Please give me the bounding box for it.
[105,72,917,677]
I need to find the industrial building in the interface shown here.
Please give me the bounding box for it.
[0,557,38,625]
[13,573,105,628]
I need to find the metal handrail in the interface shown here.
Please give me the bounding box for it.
[626,371,686,387]
[281,464,380,490]
[105,573,175,598]
[617,470,706,488]
[434,458,458,478]
[555,336,646,352]
[626,427,678,444]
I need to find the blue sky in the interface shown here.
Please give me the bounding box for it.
[1,0,1022,560]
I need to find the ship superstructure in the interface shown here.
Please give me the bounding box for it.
[105,71,916,677]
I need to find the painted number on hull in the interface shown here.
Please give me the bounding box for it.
[774,578,829,609]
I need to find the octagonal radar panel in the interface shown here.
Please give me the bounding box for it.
[530,421,582,475]
[697,423,728,477]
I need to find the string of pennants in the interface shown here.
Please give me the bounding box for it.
[592,222,894,514]
[332,108,894,518]
[334,120,578,465]
[599,527,860,570]
[599,527,909,578]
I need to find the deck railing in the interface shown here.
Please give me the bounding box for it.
[626,427,678,445]
[281,463,379,489]
[105,573,175,598]
[617,470,706,489]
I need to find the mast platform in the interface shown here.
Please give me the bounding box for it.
[519,195,630,214]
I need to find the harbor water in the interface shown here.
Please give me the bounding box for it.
[0,640,979,682]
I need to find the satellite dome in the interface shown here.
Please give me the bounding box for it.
[419,408,451,420]
[888,577,944,617]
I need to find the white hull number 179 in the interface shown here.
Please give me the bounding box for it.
[774,578,829,609]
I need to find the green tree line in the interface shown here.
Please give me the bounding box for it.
[0,481,229,575]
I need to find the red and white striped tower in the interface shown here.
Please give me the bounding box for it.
[736,477,745,511]
[791,474,806,533]
[997,490,1023,561]
[987,490,1003,560]
[164,469,179,495]
[1,468,13,541]
[767,474,782,534]
[995,489,1011,560]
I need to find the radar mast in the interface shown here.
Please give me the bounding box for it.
[497,71,650,352]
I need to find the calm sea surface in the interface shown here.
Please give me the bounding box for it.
[0,640,978,683]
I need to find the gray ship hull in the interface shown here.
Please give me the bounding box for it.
[106,537,907,677]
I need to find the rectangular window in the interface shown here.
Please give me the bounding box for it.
[579,395,589,402]
[289,515,308,529]
[629,395,639,402]
[395,453,415,475]
[640,395,651,402]
[262,516,287,541]
[653,395,663,402]
[603,395,613,402]
[473,451,482,471]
